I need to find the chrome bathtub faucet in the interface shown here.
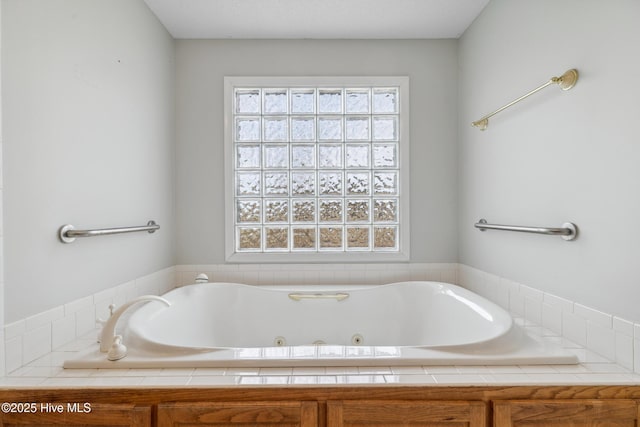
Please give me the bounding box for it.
[99,295,171,360]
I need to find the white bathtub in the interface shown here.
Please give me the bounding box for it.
[65,281,578,368]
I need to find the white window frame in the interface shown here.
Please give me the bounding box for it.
[224,76,410,263]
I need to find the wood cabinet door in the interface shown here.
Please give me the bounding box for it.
[494,400,640,427]
[327,400,487,427]
[0,403,150,427]
[157,401,318,427]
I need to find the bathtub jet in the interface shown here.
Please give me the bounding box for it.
[65,281,578,368]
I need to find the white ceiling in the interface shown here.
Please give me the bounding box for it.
[143,0,490,39]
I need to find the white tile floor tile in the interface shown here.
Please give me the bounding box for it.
[488,366,525,374]
[0,377,46,387]
[384,374,436,384]
[335,375,386,384]
[140,376,191,386]
[239,376,289,385]
[188,375,240,386]
[90,369,132,377]
[290,375,336,385]
[192,368,227,376]
[259,367,293,376]
[358,366,393,375]
[582,363,630,373]
[292,367,327,375]
[390,366,426,375]
[481,374,531,384]
[422,366,461,374]
[525,374,581,384]
[574,374,635,383]
[89,377,145,387]
[432,374,487,384]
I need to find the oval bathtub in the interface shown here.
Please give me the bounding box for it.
[128,281,512,350]
[64,281,579,368]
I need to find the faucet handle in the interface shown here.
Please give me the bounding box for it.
[96,304,117,327]
[107,335,127,361]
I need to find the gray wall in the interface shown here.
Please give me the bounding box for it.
[2,0,176,322]
[459,0,640,322]
[175,39,459,264]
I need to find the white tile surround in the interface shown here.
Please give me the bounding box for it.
[3,267,176,374]
[457,265,640,375]
[1,263,639,387]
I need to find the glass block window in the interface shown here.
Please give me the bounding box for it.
[226,77,409,261]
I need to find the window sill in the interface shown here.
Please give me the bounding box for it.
[225,251,410,264]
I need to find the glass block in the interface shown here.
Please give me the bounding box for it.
[291,89,315,114]
[374,226,397,249]
[319,199,342,222]
[318,89,342,113]
[373,116,398,141]
[347,226,370,249]
[345,89,370,113]
[236,145,260,169]
[235,89,260,114]
[236,117,260,142]
[265,227,289,250]
[319,227,343,249]
[346,199,370,222]
[374,172,398,195]
[345,117,370,140]
[233,83,404,256]
[372,144,397,168]
[292,227,316,250]
[263,117,288,141]
[263,145,288,169]
[264,172,289,196]
[237,200,261,223]
[291,117,315,141]
[291,172,315,196]
[264,199,288,223]
[292,199,315,222]
[373,88,398,113]
[346,144,370,168]
[238,227,261,250]
[318,144,343,169]
[347,172,370,195]
[317,117,343,141]
[319,172,343,196]
[291,144,316,169]
[264,89,288,114]
[236,172,261,196]
[374,199,397,222]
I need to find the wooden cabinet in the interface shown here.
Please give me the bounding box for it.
[0,403,151,427]
[1,387,640,427]
[327,400,488,427]
[157,401,318,427]
[494,400,640,427]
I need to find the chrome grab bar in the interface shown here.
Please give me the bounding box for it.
[58,220,160,243]
[475,219,577,241]
[288,292,350,302]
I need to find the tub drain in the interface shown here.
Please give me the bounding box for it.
[274,336,286,346]
[351,334,364,345]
